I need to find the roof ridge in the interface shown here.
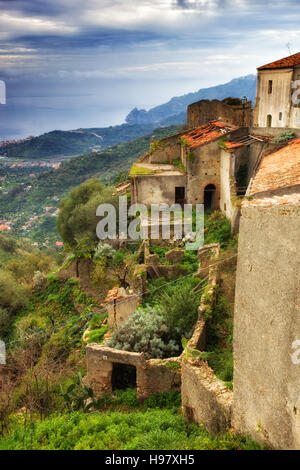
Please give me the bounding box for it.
[258,52,300,70]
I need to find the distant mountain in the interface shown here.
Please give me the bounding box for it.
[125,75,257,125]
[1,74,257,159]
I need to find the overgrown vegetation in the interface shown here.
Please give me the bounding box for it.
[274,130,295,144]
[0,407,262,450]
[107,305,180,358]
[57,179,117,248]
[0,158,242,450]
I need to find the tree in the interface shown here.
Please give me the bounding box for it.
[56,179,117,248]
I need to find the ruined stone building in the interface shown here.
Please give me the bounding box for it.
[130,120,264,229]
[86,53,300,449]
[253,52,300,129]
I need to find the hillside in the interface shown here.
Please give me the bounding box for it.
[0,215,261,451]
[0,124,156,159]
[125,75,257,125]
[0,126,180,242]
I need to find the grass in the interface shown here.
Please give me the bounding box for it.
[0,406,263,450]
[129,165,156,176]
[172,158,186,173]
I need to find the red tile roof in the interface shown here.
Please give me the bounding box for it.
[257,52,300,70]
[224,141,244,151]
[251,139,300,195]
[0,225,11,231]
[181,121,237,149]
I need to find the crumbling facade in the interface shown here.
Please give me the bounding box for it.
[85,345,181,399]
[130,121,264,227]
[187,98,252,129]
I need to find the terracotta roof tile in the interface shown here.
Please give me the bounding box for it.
[251,139,300,195]
[242,193,300,207]
[257,52,300,70]
[181,121,237,149]
[224,141,244,150]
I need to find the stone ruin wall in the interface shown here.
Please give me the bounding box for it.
[85,242,233,434]
[187,99,252,129]
[232,201,300,449]
[181,243,233,434]
[85,345,181,399]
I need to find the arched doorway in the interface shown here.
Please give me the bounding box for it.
[204,184,216,210]
[267,114,272,127]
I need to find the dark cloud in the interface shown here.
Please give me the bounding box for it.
[1,0,300,139]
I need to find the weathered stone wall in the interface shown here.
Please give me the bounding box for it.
[138,358,181,400]
[85,345,181,399]
[247,140,265,184]
[232,201,300,449]
[182,361,233,434]
[149,132,187,164]
[181,242,232,435]
[134,174,187,206]
[185,140,221,207]
[107,294,141,329]
[187,99,251,129]
[251,127,300,139]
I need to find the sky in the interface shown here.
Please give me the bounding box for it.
[0,0,300,139]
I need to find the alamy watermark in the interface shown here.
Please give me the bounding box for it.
[291,340,300,365]
[0,340,5,365]
[0,80,6,105]
[292,80,300,126]
[96,197,204,250]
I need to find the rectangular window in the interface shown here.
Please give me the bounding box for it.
[268,80,273,94]
[279,112,282,120]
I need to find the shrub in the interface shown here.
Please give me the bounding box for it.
[0,410,263,450]
[93,242,116,260]
[207,348,233,389]
[204,211,233,248]
[33,271,46,289]
[0,269,29,312]
[107,305,180,359]
[85,326,108,344]
[0,307,11,338]
[0,234,16,253]
[143,391,181,410]
[158,279,201,344]
[274,130,295,144]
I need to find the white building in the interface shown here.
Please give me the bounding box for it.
[253,52,300,129]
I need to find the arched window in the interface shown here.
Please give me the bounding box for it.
[204,184,216,210]
[267,114,272,128]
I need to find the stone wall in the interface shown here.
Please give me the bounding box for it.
[149,132,187,164]
[187,99,252,129]
[232,201,300,449]
[133,174,187,206]
[85,345,181,399]
[185,140,221,207]
[105,292,141,329]
[181,242,233,435]
[182,361,233,434]
[138,358,181,400]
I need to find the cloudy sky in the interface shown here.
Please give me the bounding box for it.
[0,0,300,138]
